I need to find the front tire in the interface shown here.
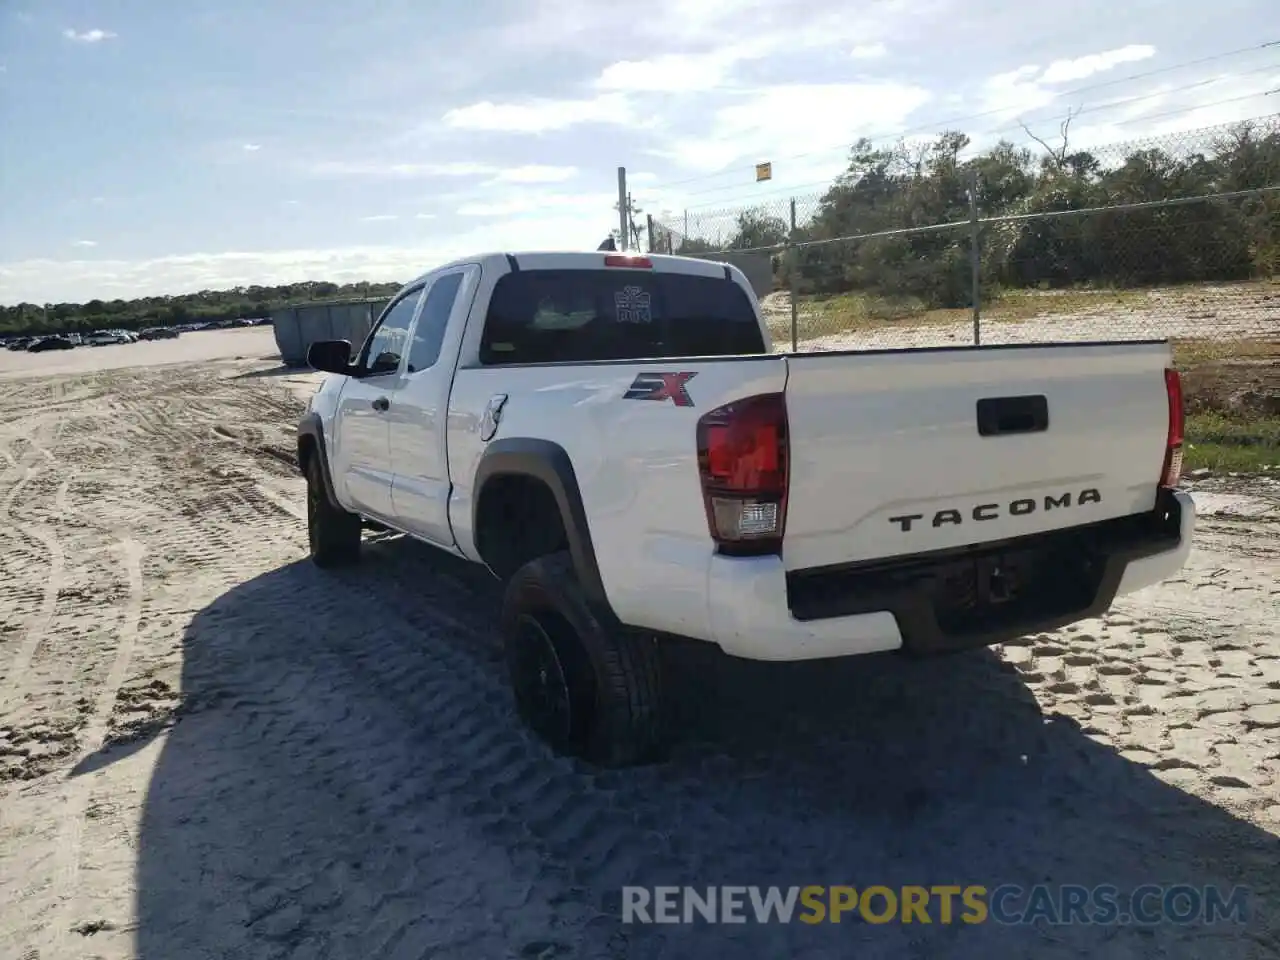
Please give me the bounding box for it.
[305,454,362,568]
[501,552,666,767]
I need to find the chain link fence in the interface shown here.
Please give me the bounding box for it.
[648,114,1280,472]
[648,114,1280,354]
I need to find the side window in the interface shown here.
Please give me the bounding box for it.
[361,289,422,374]
[406,272,465,373]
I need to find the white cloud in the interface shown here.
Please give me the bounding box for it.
[302,159,578,185]
[491,0,921,67]
[456,191,616,218]
[72,240,97,248]
[427,0,922,157]
[653,81,933,175]
[850,42,888,60]
[961,50,1280,163]
[414,213,436,220]
[306,160,494,179]
[1040,44,1156,85]
[978,45,1161,122]
[359,214,398,222]
[63,28,116,43]
[441,93,634,133]
[979,64,1060,120]
[491,165,578,184]
[595,52,740,92]
[242,143,261,152]
[0,210,616,303]
[491,0,773,55]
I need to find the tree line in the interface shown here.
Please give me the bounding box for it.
[665,116,1280,308]
[0,280,403,338]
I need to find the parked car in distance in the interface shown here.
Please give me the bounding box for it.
[85,329,133,346]
[27,335,75,352]
[139,326,180,340]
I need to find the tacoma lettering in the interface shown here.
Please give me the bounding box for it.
[888,488,1102,532]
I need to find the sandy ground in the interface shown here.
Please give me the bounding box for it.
[0,343,1278,959]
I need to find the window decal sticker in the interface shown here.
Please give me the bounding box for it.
[614,285,652,324]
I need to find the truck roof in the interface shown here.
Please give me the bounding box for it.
[403,250,740,291]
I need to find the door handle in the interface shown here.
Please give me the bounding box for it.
[479,393,508,441]
[976,395,1048,436]
[371,396,390,412]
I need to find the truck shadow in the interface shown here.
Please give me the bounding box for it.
[119,536,1278,959]
[231,363,313,382]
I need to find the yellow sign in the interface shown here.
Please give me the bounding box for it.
[755,162,772,182]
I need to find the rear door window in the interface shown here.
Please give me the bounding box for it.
[406,271,465,373]
[478,269,766,365]
[360,289,421,374]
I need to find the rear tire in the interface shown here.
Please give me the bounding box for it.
[305,454,362,568]
[501,552,666,767]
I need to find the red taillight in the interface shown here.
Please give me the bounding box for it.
[1161,367,1184,488]
[604,255,652,268]
[696,392,788,556]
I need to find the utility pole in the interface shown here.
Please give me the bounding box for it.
[616,167,629,251]
[968,167,981,346]
[626,192,645,250]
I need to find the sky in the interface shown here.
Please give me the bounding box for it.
[0,0,1276,305]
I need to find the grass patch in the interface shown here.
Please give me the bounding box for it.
[1178,338,1280,475]
[1172,338,1280,366]
[768,291,953,337]
[981,286,1155,322]
[1184,411,1280,472]
[767,279,1279,344]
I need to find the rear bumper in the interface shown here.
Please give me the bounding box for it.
[1112,489,1196,596]
[705,489,1195,661]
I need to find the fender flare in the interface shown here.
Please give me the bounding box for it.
[296,412,341,509]
[473,437,615,622]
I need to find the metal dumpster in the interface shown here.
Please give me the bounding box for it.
[271,298,391,367]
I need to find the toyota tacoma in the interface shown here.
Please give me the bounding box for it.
[296,250,1195,766]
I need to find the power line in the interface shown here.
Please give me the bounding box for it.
[643,39,1280,195]
[659,97,1280,216]
[667,63,1280,204]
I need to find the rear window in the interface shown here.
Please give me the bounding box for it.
[478,268,767,365]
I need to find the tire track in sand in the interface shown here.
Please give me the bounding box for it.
[48,536,145,956]
[0,417,69,710]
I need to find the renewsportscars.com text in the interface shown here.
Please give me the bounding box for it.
[621,884,1249,926]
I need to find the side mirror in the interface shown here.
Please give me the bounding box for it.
[306,339,355,375]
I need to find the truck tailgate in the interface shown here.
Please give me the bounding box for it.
[781,342,1173,571]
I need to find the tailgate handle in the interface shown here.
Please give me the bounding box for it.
[976,395,1048,437]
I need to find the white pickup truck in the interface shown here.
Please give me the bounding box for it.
[296,250,1195,766]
